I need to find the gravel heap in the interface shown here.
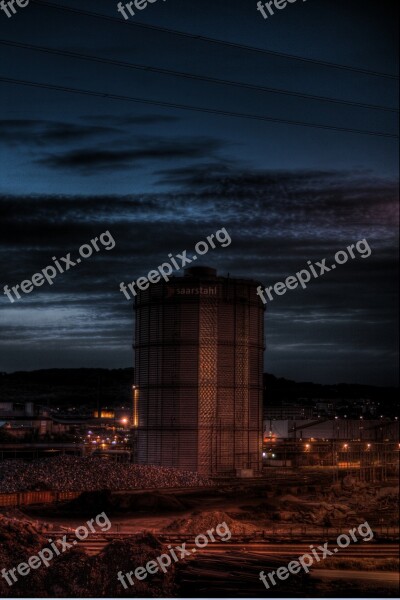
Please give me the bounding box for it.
[0,513,174,598]
[0,456,213,493]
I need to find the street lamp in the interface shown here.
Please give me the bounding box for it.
[132,385,139,428]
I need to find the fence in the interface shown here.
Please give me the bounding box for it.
[0,490,80,507]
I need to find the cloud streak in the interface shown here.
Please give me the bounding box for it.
[0,169,397,384]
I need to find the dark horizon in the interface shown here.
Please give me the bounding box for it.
[1,366,399,392]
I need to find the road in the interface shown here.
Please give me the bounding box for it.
[61,537,399,558]
[41,535,400,592]
[311,569,399,586]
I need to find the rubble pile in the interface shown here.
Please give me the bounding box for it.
[233,478,399,528]
[0,514,175,598]
[48,533,175,598]
[0,514,54,597]
[167,510,258,534]
[276,477,398,526]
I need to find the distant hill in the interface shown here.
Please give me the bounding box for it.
[263,373,398,417]
[0,369,397,416]
[0,368,134,409]
[263,372,398,401]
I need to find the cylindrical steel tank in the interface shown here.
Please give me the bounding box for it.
[134,267,265,476]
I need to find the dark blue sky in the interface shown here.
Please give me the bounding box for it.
[0,0,398,384]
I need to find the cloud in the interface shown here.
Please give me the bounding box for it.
[83,114,180,126]
[0,168,397,384]
[0,120,118,145]
[0,114,179,149]
[37,138,226,172]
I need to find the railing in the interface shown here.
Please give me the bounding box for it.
[0,490,80,507]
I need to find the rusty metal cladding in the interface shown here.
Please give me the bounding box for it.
[133,266,265,476]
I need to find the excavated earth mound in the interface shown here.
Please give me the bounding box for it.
[166,510,258,535]
[0,514,174,597]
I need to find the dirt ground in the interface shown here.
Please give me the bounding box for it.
[20,475,399,535]
[1,474,399,598]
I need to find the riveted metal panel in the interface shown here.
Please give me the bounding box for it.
[134,271,265,475]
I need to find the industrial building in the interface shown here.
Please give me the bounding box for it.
[262,417,399,476]
[0,402,68,438]
[263,418,399,442]
[133,266,265,476]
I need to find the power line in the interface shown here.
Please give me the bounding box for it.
[1,76,397,139]
[1,39,397,114]
[32,0,399,81]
